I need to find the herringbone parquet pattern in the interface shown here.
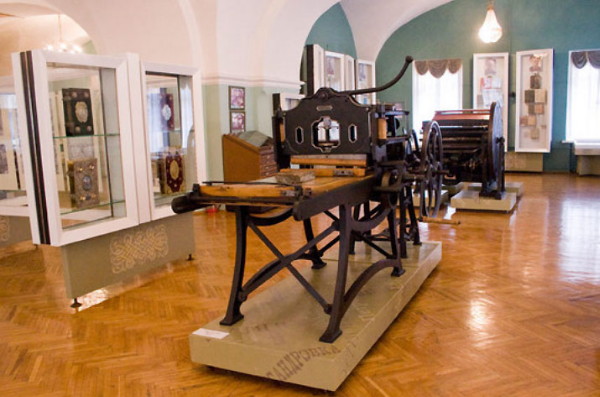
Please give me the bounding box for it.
[1,173,599,396]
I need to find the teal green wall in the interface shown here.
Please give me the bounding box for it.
[376,0,600,172]
[305,3,357,57]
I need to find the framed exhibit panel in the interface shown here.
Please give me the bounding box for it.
[302,44,325,96]
[324,50,345,91]
[473,52,509,150]
[515,48,554,152]
[138,60,207,221]
[355,59,376,105]
[344,55,356,91]
[12,50,139,246]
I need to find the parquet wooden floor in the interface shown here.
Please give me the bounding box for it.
[1,173,599,396]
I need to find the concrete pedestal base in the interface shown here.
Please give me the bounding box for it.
[451,190,517,212]
[189,241,441,391]
[465,182,524,198]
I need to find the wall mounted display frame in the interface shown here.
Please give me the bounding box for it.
[355,59,376,105]
[473,52,509,150]
[229,86,245,110]
[344,55,356,91]
[302,44,325,96]
[515,48,554,152]
[133,57,207,222]
[324,50,345,91]
[230,111,246,133]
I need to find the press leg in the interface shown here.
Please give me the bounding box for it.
[320,205,351,343]
[221,206,249,325]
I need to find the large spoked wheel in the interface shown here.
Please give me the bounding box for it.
[419,121,444,218]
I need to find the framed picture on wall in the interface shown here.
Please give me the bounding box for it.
[229,86,245,110]
[230,111,246,133]
[355,59,376,105]
[473,53,509,150]
[515,48,554,152]
[324,50,345,91]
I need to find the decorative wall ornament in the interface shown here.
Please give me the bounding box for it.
[0,216,9,242]
[414,59,462,78]
[110,224,169,274]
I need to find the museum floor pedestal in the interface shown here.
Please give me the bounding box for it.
[189,241,441,391]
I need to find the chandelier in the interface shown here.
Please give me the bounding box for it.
[45,14,82,53]
[478,1,503,43]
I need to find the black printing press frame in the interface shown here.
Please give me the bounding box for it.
[173,56,445,343]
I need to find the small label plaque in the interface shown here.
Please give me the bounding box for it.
[193,328,229,340]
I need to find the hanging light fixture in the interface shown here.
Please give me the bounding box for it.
[478,0,503,43]
[45,14,82,53]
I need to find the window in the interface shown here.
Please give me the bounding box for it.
[566,50,600,143]
[412,59,463,131]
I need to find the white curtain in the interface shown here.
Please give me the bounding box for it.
[412,64,463,131]
[566,60,600,143]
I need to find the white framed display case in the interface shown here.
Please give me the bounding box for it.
[12,50,139,246]
[131,58,206,221]
[515,48,554,152]
[0,80,28,217]
[324,50,345,91]
[473,52,509,150]
[355,59,376,105]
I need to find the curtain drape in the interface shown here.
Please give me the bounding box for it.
[414,59,462,78]
[571,50,600,69]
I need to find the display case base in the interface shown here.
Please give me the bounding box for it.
[451,190,517,212]
[0,215,31,248]
[465,182,524,198]
[189,241,441,391]
[61,212,195,299]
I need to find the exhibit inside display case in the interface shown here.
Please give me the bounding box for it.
[515,48,554,152]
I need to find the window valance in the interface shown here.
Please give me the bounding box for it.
[571,50,600,69]
[415,58,462,78]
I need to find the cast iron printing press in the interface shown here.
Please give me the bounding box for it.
[172,56,447,343]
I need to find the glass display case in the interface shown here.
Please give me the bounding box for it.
[140,61,205,220]
[355,59,376,105]
[13,50,138,245]
[0,81,28,217]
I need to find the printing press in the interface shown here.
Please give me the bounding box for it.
[433,102,505,198]
[172,56,445,343]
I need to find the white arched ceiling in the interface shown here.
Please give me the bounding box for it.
[340,0,453,61]
[0,0,198,66]
[1,0,451,85]
[192,0,338,88]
